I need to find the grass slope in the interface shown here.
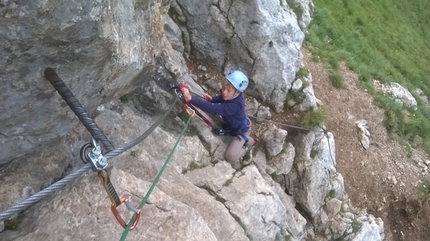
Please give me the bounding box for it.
[304,0,430,154]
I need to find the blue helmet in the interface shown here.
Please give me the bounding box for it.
[226,70,249,92]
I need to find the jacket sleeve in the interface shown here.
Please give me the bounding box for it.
[211,95,223,103]
[190,97,241,116]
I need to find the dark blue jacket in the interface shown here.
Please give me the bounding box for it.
[190,94,249,133]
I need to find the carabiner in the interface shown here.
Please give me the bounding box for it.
[172,84,186,101]
[185,105,195,116]
[111,197,141,230]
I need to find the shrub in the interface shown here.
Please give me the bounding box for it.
[296,67,310,79]
[301,108,327,128]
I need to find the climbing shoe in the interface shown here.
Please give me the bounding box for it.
[212,127,232,136]
[241,144,254,166]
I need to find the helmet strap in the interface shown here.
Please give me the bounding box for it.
[230,91,240,100]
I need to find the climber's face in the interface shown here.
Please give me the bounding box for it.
[221,78,239,100]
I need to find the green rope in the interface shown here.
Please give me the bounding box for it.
[119,114,193,241]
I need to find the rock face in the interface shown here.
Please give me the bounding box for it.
[373,80,418,110]
[0,0,384,241]
[0,0,170,165]
[171,0,310,112]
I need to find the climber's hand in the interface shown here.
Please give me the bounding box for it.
[180,86,192,102]
[203,93,212,101]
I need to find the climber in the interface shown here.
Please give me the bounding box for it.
[180,70,257,168]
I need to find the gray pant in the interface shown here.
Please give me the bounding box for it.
[224,128,254,166]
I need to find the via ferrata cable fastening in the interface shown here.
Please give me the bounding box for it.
[80,138,108,171]
[80,140,141,230]
[173,83,214,128]
[172,84,195,116]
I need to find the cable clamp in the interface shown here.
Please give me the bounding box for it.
[80,138,108,171]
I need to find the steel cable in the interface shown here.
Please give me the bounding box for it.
[44,68,115,152]
[0,98,178,222]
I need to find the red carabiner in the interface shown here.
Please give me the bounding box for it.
[177,83,187,92]
[185,105,196,116]
[111,197,141,230]
[176,83,188,103]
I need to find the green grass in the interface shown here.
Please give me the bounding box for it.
[417,179,430,202]
[119,93,132,103]
[301,107,327,128]
[351,219,362,233]
[275,230,294,241]
[182,161,207,174]
[224,178,233,187]
[285,0,304,23]
[4,215,23,230]
[270,173,282,183]
[310,149,319,159]
[295,67,310,80]
[328,189,336,198]
[306,0,430,154]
